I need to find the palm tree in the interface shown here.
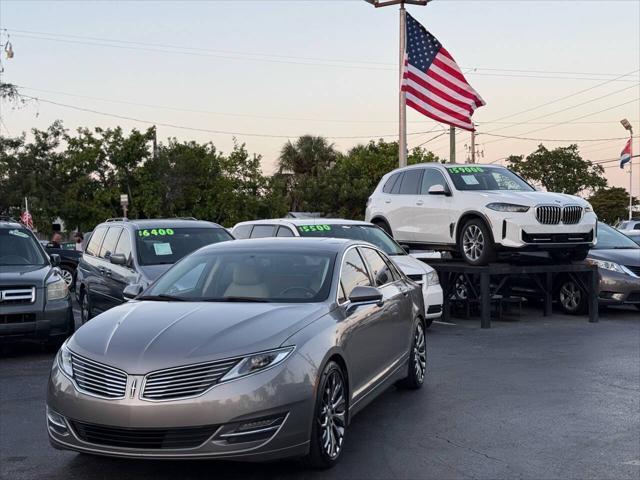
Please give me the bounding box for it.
[278,135,337,176]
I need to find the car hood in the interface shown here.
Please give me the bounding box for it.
[470,190,590,208]
[389,254,433,276]
[588,249,640,266]
[0,264,51,286]
[69,301,328,374]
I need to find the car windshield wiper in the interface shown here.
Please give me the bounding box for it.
[202,296,270,303]
[137,294,189,302]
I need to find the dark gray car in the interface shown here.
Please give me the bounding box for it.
[47,238,425,468]
[75,218,233,322]
[557,222,640,313]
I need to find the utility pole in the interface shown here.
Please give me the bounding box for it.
[470,129,475,163]
[621,119,634,219]
[449,126,456,163]
[364,0,430,167]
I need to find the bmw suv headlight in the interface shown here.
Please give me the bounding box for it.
[57,341,74,378]
[47,278,69,301]
[486,203,530,213]
[425,271,439,286]
[586,258,638,277]
[220,347,295,382]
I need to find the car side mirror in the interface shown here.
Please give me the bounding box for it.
[428,184,448,196]
[348,286,383,306]
[110,253,127,266]
[49,254,61,267]
[123,284,144,300]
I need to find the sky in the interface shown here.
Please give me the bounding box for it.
[0,0,639,195]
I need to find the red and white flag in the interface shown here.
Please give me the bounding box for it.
[620,137,632,169]
[402,13,485,131]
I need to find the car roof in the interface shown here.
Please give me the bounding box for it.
[391,162,504,172]
[198,237,358,253]
[95,218,224,229]
[234,218,374,228]
[0,220,27,229]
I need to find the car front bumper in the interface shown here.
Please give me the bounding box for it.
[424,284,443,319]
[46,352,316,461]
[0,294,73,343]
[487,211,597,250]
[596,269,640,305]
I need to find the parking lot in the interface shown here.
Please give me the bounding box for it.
[2,304,638,480]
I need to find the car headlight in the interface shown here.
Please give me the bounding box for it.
[57,341,74,378]
[47,278,69,301]
[425,271,439,286]
[486,203,530,213]
[586,258,638,277]
[220,347,294,382]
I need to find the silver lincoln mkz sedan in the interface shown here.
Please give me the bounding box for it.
[47,238,426,468]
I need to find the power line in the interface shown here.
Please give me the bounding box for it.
[7,28,640,81]
[480,133,630,143]
[16,94,435,140]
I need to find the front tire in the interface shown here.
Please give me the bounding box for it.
[557,277,587,314]
[396,320,426,390]
[79,288,93,324]
[459,219,496,266]
[303,361,348,470]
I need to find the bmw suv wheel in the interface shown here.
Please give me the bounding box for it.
[459,219,496,266]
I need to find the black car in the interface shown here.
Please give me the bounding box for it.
[41,241,81,288]
[0,218,74,345]
[75,218,234,322]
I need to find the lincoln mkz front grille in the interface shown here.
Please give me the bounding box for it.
[142,358,239,401]
[535,205,583,225]
[70,353,128,399]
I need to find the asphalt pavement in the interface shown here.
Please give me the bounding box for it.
[1,304,639,480]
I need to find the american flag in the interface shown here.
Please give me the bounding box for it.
[402,13,485,131]
[20,210,34,230]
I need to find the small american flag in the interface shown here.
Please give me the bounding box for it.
[20,210,34,230]
[402,13,485,131]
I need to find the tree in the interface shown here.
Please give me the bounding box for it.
[588,187,637,225]
[506,144,607,195]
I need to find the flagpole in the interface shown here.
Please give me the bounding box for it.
[399,1,407,168]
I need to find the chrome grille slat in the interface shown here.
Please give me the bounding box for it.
[142,358,239,401]
[71,353,127,399]
[535,205,583,225]
[0,286,36,304]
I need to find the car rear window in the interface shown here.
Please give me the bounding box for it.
[135,227,233,266]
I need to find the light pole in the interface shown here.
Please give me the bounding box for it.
[364,0,430,167]
[621,118,634,220]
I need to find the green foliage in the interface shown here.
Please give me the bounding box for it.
[0,125,439,234]
[506,144,607,195]
[588,187,637,225]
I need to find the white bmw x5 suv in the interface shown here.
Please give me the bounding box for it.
[365,163,597,265]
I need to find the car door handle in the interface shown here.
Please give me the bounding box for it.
[416,201,424,206]
[385,200,392,204]
[98,268,105,275]
[105,270,112,277]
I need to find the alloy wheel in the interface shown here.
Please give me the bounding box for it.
[413,323,426,384]
[462,225,484,261]
[59,268,73,287]
[318,370,346,460]
[559,281,581,311]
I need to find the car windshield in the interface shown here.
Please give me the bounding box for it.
[142,250,335,303]
[593,223,640,250]
[135,227,233,266]
[296,224,405,256]
[0,229,49,266]
[445,166,534,192]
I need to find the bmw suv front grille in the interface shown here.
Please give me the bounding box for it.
[70,353,128,399]
[535,205,583,225]
[142,358,239,401]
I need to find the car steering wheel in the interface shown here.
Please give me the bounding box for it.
[279,286,316,298]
